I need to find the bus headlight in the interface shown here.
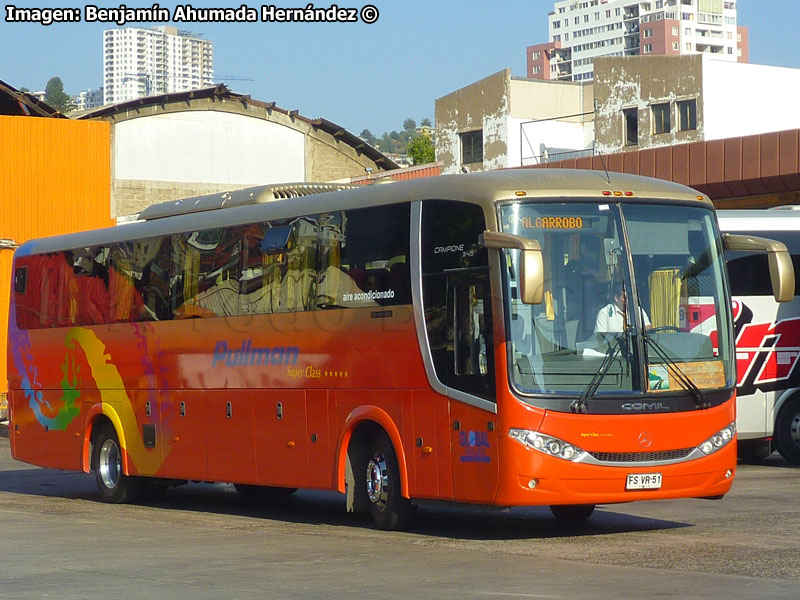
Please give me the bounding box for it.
[509,428,585,462]
[698,422,736,455]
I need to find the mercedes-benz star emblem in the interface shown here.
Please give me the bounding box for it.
[638,431,653,448]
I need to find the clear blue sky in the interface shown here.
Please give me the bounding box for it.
[1,0,797,136]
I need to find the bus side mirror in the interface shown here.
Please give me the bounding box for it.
[481,231,544,305]
[722,233,795,302]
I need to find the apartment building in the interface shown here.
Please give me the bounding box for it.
[527,0,748,82]
[73,88,104,112]
[103,26,214,104]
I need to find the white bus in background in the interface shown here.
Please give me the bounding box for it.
[717,208,800,463]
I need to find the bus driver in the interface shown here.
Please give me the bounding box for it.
[595,282,650,333]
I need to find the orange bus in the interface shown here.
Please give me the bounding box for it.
[7,170,793,529]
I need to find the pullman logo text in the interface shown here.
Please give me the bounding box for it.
[212,340,299,367]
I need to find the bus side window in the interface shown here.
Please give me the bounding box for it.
[422,200,495,401]
[727,235,800,298]
[73,246,110,326]
[453,277,491,378]
[42,252,77,328]
[110,242,145,322]
[137,237,172,321]
[172,228,241,318]
[240,217,319,315]
[317,205,410,309]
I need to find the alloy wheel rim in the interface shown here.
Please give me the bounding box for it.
[98,439,121,489]
[791,413,800,448]
[366,451,388,510]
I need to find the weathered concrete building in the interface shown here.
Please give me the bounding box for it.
[435,69,594,174]
[593,55,800,154]
[80,85,397,216]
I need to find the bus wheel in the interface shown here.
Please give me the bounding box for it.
[549,504,595,521]
[92,423,144,504]
[365,432,414,530]
[775,396,800,464]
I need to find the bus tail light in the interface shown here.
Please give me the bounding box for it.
[509,428,586,462]
[697,422,736,455]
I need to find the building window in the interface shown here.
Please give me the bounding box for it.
[672,26,679,35]
[623,108,638,146]
[460,130,483,165]
[532,50,541,60]
[644,44,653,53]
[652,103,671,134]
[678,99,697,131]
[533,65,541,74]
[672,41,680,50]
[644,28,653,37]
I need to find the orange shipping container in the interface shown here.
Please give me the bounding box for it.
[0,115,112,411]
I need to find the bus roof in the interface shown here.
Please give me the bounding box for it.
[717,208,800,231]
[17,169,712,256]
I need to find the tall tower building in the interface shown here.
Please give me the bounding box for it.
[103,26,214,104]
[527,0,748,82]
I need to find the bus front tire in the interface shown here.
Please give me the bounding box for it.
[775,396,800,465]
[92,423,144,504]
[365,432,414,531]
[550,504,596,521]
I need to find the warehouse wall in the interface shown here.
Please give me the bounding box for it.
[0,115,112,398]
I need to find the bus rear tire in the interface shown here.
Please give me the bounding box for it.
[365,432,414,531]
[92,423,144,504]
[549,504,595,521]
[775,396,800,465]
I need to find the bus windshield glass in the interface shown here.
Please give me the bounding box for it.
[500,201,734,405]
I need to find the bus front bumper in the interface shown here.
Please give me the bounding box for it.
[496,438,736,507]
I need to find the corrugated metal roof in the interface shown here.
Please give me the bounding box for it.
[78,84,398,171]
[0,79,65,118]
[350,162,443,185]
[529,129,800,208]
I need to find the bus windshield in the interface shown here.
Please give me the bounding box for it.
[500,201,734,408]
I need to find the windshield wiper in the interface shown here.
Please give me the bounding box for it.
[571,334,625,414]
[644,334,709,409]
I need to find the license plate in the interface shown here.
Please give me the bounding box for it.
[626,472,662,490]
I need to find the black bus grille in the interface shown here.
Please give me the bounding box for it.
[589,447,694,463]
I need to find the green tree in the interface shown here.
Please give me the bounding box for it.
[407,134,435,165]
[420,118,432,127]
[378,132,396,153]
[44,77,74,113]
[403,118,416,133]
[360,129,378,146]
